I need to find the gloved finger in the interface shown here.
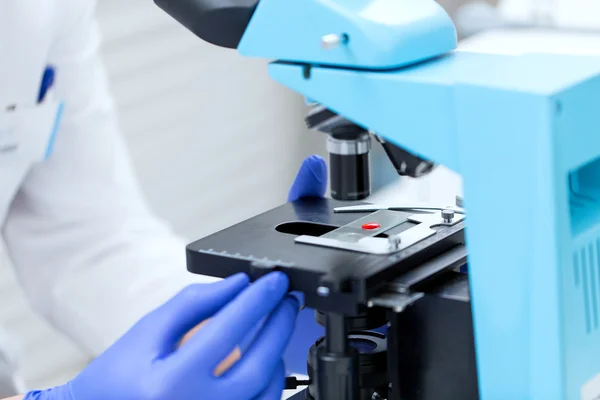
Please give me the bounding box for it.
[253,361,285,400]
[288,291,305,309]
[288,155,328,202]
[179,319,243,377]
[224,296,299,394]
[173,272,290,374]
[134,273,249,354]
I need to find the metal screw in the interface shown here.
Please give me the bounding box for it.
[317,286,330,297]
[321,33,347,49]
[442,209,455,224]
[388,235,402,251]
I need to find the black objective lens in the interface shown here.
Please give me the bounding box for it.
[307,331,388,400]
[328,125,371,201]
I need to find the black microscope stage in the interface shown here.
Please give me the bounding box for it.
[185,197,478,400]
[186,197,466,315]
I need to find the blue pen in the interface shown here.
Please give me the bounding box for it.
[38,66,63,159]
[38,66,55,103]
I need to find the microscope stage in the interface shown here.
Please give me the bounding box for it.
[186,198,466,315]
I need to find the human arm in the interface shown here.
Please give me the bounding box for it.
[14,272,298,400]
[2,0,329,374]
[0,149,326,399]
[1,0,220,354]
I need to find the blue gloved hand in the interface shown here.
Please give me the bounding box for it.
[24,272,298,400]
[287,155,328,202]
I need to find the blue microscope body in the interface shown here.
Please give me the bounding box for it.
[157,0,600,398]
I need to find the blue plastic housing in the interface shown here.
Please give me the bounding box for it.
[266,51,600,400]
[238,0,457,69]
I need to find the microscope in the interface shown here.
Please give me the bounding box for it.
[155,0,600,399]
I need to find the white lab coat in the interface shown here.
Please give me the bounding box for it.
[0,0,217,384]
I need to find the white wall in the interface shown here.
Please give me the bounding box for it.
[97,0,326,241]
[0,0,325,391]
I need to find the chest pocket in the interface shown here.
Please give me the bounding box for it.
[0,101,63,223]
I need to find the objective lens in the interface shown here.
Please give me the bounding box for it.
[328,126,371,201]
[308,331,388,400]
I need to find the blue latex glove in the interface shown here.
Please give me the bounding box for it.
[287,155,328,202]
[24,272,298,400]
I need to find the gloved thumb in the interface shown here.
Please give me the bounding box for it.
[288,155,328,202]
[133,273,250,355]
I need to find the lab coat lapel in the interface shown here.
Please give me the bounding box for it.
[0,0,61,225]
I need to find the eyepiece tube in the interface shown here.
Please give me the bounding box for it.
[154,0,258,49]
[328,126,371,201]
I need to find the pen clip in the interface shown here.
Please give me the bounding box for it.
[38,66,55,104]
